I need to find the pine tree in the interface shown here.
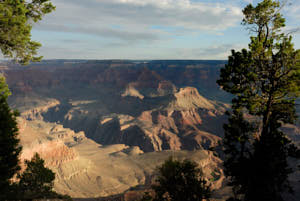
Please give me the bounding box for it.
[0,0,55,199]
[17,153,57,200]
[151,158,211,201]
[217,0,300,200]
[0,0,55,64]
[0,76,21,200]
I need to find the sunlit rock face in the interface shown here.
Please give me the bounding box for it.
[5,60,298,200]
[6,61,228,153]
[17,117,225,198]
[18,118,81,167]
[3,60,231,198]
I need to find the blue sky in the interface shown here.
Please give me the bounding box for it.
[29,0,300,60]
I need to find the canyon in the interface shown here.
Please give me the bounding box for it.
[2,60,299,200]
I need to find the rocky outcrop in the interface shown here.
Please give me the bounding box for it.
[122,83,145,100]
[21,140,77,167]
[54,145,224,198]
[170,87,215,110]
[14,84,225,153]
[90,95,224,152]
[21,99,60,120]
[18,119,84,167]
[122,69,177,99]
[17,116,225,198]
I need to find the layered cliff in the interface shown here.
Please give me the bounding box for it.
[4,61,228,153]
[4,60,299,200]
[17,117,225,198]
[3,61,230,198]
[21,85,226,152]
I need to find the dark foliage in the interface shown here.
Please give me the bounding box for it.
[16,153,56,199]
[217,1,300,201]
[143,157,211,201]
[0,1,70,200]
[0,76,21,200]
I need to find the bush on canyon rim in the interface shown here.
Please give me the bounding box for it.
[142,157,211,201]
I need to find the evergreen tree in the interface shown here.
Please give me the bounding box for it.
[150,157,211,201]
[0,0,55,199]
[0,76,21,200]
[17,153,57,200]
[217,0,300,200]
[0,0,55,64]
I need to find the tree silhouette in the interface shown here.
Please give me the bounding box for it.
[0,0,55,199]
[17,153,56,199]
[217,0,300,200]
[147,157,211,201]
[0,76,21,200]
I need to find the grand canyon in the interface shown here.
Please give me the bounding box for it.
[1,60,298,200]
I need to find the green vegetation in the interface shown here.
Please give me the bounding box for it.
[16,153,71,200]
[0,75,66,200]
[0,0,65,200]
[0,0,55,64]
[18,153,55,197]
[0,76,69,200]
[0,76,21,199]
[217,0,300,200]
[142,157,211,201]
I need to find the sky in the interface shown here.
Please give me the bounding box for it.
[29,0,300,60]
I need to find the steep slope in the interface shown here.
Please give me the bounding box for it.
[18,117,225,198]
[94,87,226,152]
[28,86,226,152]
[4,60,299,200]
[5,62,228,152]
[170,87,215,110]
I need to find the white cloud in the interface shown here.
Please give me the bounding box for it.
[35,0,243,43]
[28,0,300,59]
[281,1,300,37]
[171,43,246,60]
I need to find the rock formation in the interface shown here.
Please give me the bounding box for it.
[2,60,298,200]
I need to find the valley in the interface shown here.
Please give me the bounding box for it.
[2,60,299,200]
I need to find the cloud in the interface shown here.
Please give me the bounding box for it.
[36,39,247,60]
[287,3,300,21]
[35,0,243,43]
[281,1,300,36]
[170,43,246,60]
